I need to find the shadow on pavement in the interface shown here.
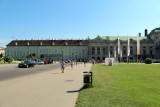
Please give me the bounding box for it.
[66,85,93,93]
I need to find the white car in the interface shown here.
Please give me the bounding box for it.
[152,59,160,63]
[35,60,44,65]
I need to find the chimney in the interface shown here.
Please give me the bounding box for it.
[139,33,141,37]
[145,29,148,36]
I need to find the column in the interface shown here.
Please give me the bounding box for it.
[108,46,110,58]
[114,46,116,59]
[100,46,102,55]
[95,46,97,55]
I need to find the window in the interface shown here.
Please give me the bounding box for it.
[130,57,133,60]
[123,50,126,55]
[130,50,133,55]
[103,47,105,55]
[110,50,113,55]
[92,47,95,54]
[143,50,146,55]
[97,47,100,55]
[150,50,152,55]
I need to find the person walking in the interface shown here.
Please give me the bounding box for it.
[84,60,86,67]
[75,60,77,66]
[71,60,73,68]
[60,60,66,73]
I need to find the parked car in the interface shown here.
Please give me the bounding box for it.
[43,59,53,64]
[152,59,160,63]
[35,60,44,65]
[18,60,36,68]
[48,59,53,64]
[44,59,49,64]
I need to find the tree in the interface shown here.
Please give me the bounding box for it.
[0,53,3,58]
[40,54,45,59]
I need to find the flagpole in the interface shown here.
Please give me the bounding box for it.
[120,49,122,62]
[137,34,138,64]
[117,36,120,63]
[127,55,129,64]
[137,33,140,64]
[137,54,138,64]
[127,36,130,64]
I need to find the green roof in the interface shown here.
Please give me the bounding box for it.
[95,36,146,41]
[149,27,160,36]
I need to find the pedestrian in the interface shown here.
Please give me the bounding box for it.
[75,60,77,65]
[92,61,94,65]
[84,60,86,67]
[71,60,73,68]
[60,60,66,73]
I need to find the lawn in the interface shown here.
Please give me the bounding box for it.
[76,64,160,107]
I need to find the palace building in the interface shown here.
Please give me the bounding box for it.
[0,47,5,56]
[5,28,160,61]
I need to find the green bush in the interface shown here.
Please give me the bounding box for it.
[31,58,38,61]
[16,58,25,61]
[145,58,152,64]
[41,58,45,61]
[5,56,14,63]
[0,57,2,62]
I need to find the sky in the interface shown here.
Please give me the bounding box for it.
[0,0,160,47]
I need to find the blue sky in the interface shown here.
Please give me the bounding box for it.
[0,0,160,46]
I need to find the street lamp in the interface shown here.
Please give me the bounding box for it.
[83,50,84,60]
[27,42,29,59]
[72,53,73,60]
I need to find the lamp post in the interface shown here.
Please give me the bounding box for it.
[80,53,81,62]
[83,50,84,61]
[72,53,73,60]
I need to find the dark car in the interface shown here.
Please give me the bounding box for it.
[18,60,36,68]
[48,59,53,64]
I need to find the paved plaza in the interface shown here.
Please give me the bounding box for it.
[0,63,92,107]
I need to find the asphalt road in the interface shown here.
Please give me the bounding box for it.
[0,63,66,81]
